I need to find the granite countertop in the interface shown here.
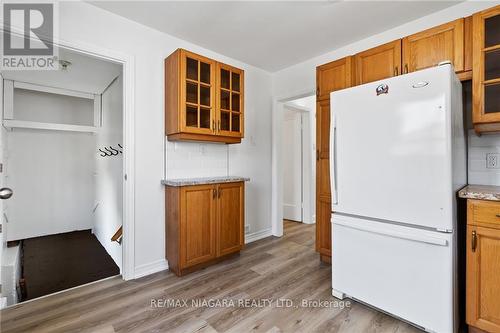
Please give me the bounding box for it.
[458,185,500,201]
[162,176,250,187]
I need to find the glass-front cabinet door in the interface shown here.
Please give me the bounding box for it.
[473,6,500,133]
[217,63,244,138]
[181,50,216,135]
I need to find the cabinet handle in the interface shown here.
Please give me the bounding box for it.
[316,149,320,161]
[212,119,215,132]
[495,214,500,218]
[471,230,477,252]
[218,120,221,132]
[394,66,398,76]
[213,188,216,199]
[218,187,221,198]
[404,64,409,74]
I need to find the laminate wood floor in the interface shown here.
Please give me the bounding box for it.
[1,221,422,333]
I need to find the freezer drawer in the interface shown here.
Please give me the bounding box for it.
[332,214,455,333]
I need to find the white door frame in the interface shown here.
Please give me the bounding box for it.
[272,89,315,237]
[2,28,136,280]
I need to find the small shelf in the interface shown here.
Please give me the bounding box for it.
[3,120,98,133]
[483,44,500,52]
[484,78,500,85]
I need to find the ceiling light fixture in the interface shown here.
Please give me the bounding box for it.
[59,60,72,70]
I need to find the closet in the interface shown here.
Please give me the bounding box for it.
[0,50,123,305]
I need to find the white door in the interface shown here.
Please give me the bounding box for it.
[332,214,455,333]
[0,77,3,303]
[283,109,302,222]
[0,76,14,307]
[330,66,456,231]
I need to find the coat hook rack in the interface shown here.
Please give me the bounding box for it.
[97,144,124,157]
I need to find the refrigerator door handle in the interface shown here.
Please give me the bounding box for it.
[334,219,449,246]
[330,114,338,204]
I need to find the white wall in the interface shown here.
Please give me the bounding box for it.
[19,2,273,275]
[5,89,96,241]
[166,142,228,179]
[272,1,495,98]
[468,131,500,185]
[94,76,123,271]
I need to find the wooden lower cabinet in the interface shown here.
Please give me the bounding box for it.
[166,182,244,276]
[467,199,500,332]
[315,198,331,262]
[217,182,244,257]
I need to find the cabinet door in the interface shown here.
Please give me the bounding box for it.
[467,225,500,332]
[472,6,500,133]
[402,18,464,73]
[180,185,217,267]
[315,58,352,260]
[316,99,332,258]
[180,50,217,135]
[217,63,244,138]
[354,40,402,85]
[316,57,353,101]
[217,182,244,257]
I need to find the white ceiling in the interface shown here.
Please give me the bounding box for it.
[90,1,461,72]
[2,47,122,94]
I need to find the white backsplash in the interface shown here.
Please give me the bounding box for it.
[165,140,228,179]
[468,129,500,186]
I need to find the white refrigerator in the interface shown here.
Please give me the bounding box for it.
[330,64,466,333]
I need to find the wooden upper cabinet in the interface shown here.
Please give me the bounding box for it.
[402,18,464,73]
[464,16,473,73]
[217,63,244,139]
[165,49,243,144]
[354,40,402,85]
[217,182,244,257]
[472,6,500,133]
[181,185,217,268]
[316,57,353,100]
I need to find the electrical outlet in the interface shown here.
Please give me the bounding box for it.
[245,225,250,233]
[486,153,500,169]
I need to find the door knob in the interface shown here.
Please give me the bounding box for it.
[0,188,13,200]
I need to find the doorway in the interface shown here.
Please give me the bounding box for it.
[0,39,135,306]
[280,95,316,234]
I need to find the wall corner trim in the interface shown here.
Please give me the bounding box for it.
[245,228,273,244]
[134,259,169,279]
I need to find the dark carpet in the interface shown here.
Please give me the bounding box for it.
[22,230,120,300]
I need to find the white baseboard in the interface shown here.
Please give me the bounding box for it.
[134,259,169,279]
[245,228,273,244]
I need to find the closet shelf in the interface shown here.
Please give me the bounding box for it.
[3,120,98,133]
